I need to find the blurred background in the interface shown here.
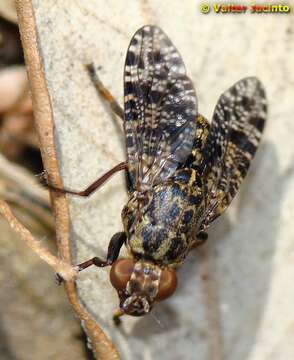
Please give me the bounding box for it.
[0,1,94,359]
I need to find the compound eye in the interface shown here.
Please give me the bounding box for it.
[110,259,135,291]
[156,268,177,301]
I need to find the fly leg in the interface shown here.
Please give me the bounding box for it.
[77,231,126,270]
[192,231,208,248]
[113,309,124,326]
[46,161,127,197]
[77,231,127,327]
[86,63,124,121]
[56,232,126,284]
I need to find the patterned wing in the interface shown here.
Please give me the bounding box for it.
[124,25,197,191]
[200,77,267,228]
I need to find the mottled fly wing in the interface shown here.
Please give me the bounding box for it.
[200,77,267,228]
[124,25,197,191]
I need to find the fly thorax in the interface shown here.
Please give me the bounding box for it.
[121,191,153,237]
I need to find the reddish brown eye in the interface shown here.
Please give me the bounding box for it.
[110,258,135,291]
[156,268,177,301]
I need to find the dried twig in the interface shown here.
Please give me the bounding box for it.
[0,199,78,281]
[15,1,121,359]
[0,153,53,229]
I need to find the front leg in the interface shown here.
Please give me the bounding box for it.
[56,232,126,284]
[77,231,127,270]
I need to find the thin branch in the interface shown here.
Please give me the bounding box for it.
[0,199,78,281]
[15,1,121,359]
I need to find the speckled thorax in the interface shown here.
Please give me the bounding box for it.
[122,170,205,267]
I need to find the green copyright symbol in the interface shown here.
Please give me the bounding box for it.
[200,4,210,13]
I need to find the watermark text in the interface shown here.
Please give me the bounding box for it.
[200,3,291,14]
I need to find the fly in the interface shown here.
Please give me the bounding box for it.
[50,25,267,323]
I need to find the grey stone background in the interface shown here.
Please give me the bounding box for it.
[33,1,294,359]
